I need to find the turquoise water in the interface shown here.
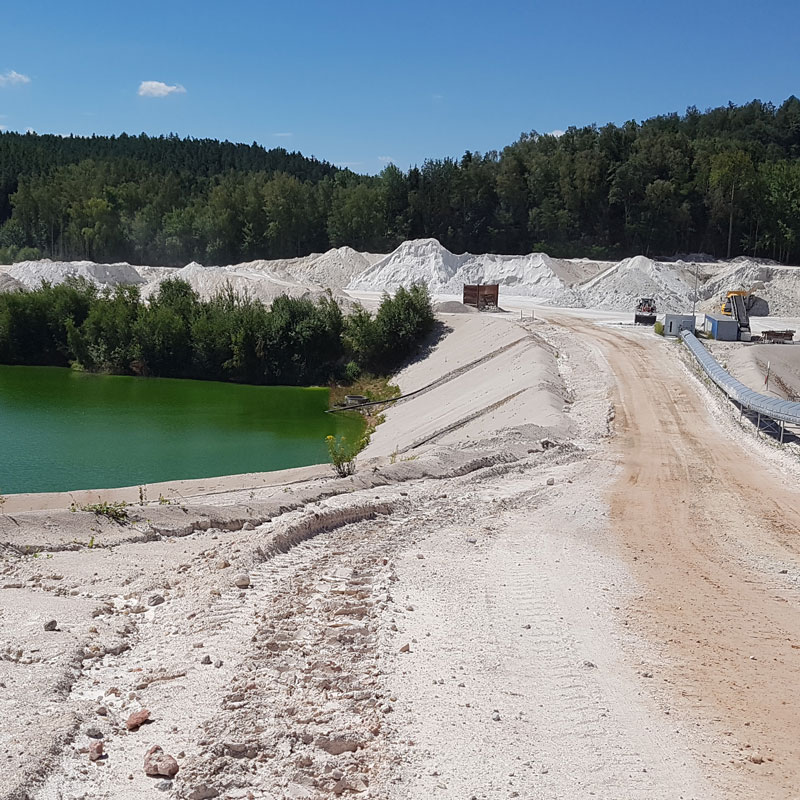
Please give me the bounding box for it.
[0,365,363,494]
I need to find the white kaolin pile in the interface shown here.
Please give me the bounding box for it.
[2,238,799,315]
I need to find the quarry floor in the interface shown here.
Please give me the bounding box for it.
[2,311,800,800]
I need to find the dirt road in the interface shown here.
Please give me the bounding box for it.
[550,317,800,799]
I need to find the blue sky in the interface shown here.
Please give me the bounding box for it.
[1,0,798,173]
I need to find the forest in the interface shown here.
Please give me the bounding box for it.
[1,96,800,266]
[0,278,435,385]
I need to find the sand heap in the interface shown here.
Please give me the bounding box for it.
[698,260,800,317]
[348,239,581,304]
[6,245,800,316]
[285,246,377,289]
[140,262,347,306]
[577,255,698,312]
[8,259,147,289]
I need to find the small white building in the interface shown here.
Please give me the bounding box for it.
[663,314,696,337]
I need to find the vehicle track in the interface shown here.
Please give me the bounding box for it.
[549,316,800,798]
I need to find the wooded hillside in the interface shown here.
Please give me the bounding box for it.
[2,97,799,265]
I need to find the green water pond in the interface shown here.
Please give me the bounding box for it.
[0,365,363,494]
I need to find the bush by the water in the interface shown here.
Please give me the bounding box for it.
[325,434,361,477]
[0,278,434,385]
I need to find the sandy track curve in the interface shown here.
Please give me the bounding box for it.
[549,316,800,798]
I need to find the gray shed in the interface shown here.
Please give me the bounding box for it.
[705,313,739,341]
[663,314,695,337]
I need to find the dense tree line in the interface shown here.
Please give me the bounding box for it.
[2,97,800,265]
[0,279,435,385]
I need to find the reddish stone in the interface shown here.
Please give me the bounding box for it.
[144,745,179,778]
[126,708,150,730]
[89,740,104,762]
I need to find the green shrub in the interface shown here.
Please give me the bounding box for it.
[325,434,362,477]
[344,360,361,382]
[654,321,664,336]
[71,500,130,523]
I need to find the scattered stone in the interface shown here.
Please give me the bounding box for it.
[466,537,477,544]
[148,594,165,606]
[144,745,179,778]
[43,619,57,631]
[399,643,410,653]
[233,573,251,589]
[200,654,212,665]
[749,753,764,764]
[96,706,108,716]
[216,559,230,569]
[187,783,220,800]
[126,709,150,731]
[88,741,104,761]
[86,727,104,739]
[546,477,555,486]
[492,713,501,722]
[416,553,425,559]
[242,522,255,531]
[214,659,223,668]
[522,624,531,629]
[315,733,364,755]
[156,780,173,792]
[583,660,597,669]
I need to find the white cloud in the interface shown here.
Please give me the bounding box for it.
[0,125,6,132]
[138,80,186,98]
[378,156,395,163]
[273,132,293,138]
[0,70,31,87]
[549,129,565,138]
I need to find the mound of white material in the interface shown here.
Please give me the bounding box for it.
[699,261,800,317]
[8,259,146,289]
[350,239,467,292]
[578,255,696,312]
[141,263,348,307]
[349,239,579,304]
[293,247,374,289]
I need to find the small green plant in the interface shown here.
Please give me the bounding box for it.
[0,491,5,511]
[77,501,130,523]
[88,536,95,549]
[138,485,148,504]
[390,447,399,464]
[654,321,664,336]
[158,494,172,505]
[326,435,362,478]
[344,360,361,382]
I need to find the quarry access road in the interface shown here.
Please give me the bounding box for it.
[546,315,800,799]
